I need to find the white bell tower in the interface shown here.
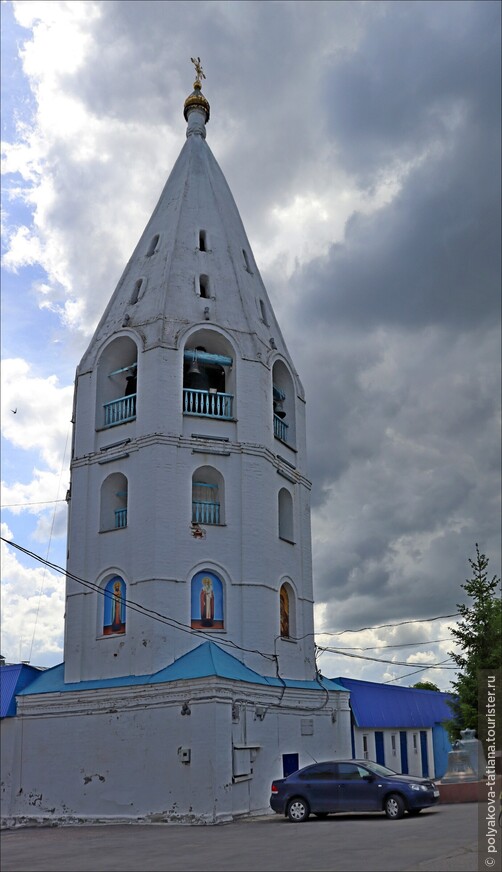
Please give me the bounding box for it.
[63,63,317,685]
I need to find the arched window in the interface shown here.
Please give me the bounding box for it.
[146,234,159,256]
[190,570,224,630]
[242,249,252,273]
[272,360,296,446]
[278,487,294,542]
[199,230,207,251]
[192,466,224,526]
[183,330,235,420]
[103,575,126,635]
[259,299,268,325]
[130,278,144,305]
[199,274,210,299]
[96,336,138,429]
[100,472,128,531]
[279,581,296,639]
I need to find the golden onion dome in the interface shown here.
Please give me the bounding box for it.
[184,58,210,124]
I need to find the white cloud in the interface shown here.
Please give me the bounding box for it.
[0,522,65,665]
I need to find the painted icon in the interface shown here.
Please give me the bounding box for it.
[191,570,224,629]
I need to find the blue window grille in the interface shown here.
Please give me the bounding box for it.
[103,394,136,427]
[183,389,233,420]
[192,482,220,525]
[274,414,289,443]
[114,508,127,528]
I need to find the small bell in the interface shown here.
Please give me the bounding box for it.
[187,353,201,376]
[275,400,286,419]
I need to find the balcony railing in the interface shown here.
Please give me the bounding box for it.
[192,500,220,525]
[103,394,136,428]
[114,508,127,529]
[183,388,233,419]
[274,414,289,443]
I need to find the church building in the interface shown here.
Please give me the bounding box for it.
[1,63,351,825]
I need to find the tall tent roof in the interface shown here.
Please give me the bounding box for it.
[80,61,300,391]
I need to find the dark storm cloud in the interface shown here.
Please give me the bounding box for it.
[294,0,501,332]
[323,0,501,180]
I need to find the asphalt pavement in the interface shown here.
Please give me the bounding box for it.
[0,803,485,872]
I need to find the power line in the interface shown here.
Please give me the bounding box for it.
[1,535,461,676]
[333,638,453,651]
[315,614,461,635]
[0,536,333,715]
[0,500,67,508]
[315,645,457,670]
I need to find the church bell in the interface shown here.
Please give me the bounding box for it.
[275,400,286,419]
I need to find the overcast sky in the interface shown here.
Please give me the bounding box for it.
[1,0,500,690]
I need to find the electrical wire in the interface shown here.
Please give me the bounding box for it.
[1,536,461,682]
[0,500,67,508]
[315,645,457,669]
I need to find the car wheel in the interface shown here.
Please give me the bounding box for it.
[408,809,422,816]
[384,794,405,820]
[287,798,310,822]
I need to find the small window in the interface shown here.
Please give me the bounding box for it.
[259,299,268,325]
[199,230,207,251]
[242,249,252,273]
[278,488,294,542]
[199,274,210,299]
[130,279,143,305]
[280,584,290,638]
[146,234,159,256]
[413,733,418,752]
[363,735,369,759]
[391,734,396,753]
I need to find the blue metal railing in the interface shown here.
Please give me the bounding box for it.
[274,414,289,443]
[183,388,233,419]
[103,394,136,427]
[192,500,220,525]
[115,508,127,528]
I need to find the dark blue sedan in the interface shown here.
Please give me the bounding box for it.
[270,759,440,822]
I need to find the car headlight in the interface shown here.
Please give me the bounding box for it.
[410,784,427,791]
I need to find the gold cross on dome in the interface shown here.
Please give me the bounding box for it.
[190,56,206,85]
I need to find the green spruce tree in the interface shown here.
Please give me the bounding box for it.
[447,544,501,740]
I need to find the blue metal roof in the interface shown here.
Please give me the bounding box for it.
[1,664,45,717]
[16,642,346,696]
[333,676,455,728]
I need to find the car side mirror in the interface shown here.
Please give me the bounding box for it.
[363,774,375,782]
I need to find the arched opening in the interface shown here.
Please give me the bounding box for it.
[183,329,235,420]
[278,487,294,542]
[280,582,296,639]
[130,278,145,305]
[102,575,126,635]
[190,570,224,630]
[100,472,128,531]
[146,234,159,256]
[199,274,210,299]
[272,359,296,446]
[259,299,268,325]
[96,336,138,429]
[242,249,252,273]
[199,230,207,251]
[192,466,224,526]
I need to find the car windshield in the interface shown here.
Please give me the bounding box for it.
[364,762,399,777]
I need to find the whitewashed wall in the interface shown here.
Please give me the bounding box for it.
[1,682,352,824]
